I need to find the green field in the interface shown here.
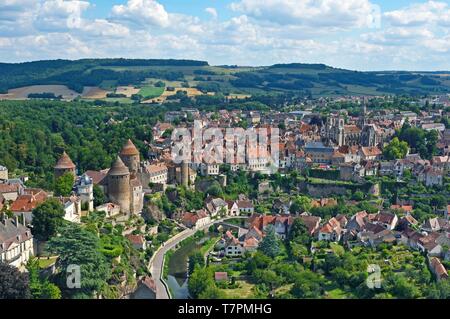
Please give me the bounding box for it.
[138,86,165,99]
[104,97,134,104]
[220,280,256,299]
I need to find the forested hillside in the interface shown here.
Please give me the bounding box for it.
[1,59,449,97]
[0,100,166,188]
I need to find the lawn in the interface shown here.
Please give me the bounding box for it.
[220,280,256,299]
[325,288,351,299]
[37,256,58,269]
[138,86,165,99]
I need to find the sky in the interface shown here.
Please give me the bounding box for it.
[1,0,450,71]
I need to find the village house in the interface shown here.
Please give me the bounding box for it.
[359,146,382,161]
[56,195,82,223]
[236,199,254,215]
[10,189,48,224]
[318,216,345,242]
[181,210,211,229]
[371,211,398,230]
[417,166,444,187]
[205,197,229,217]
[142,162,168,186]
[418,232,443,256]
[304,142,334,164]
[248,214,296,239]
[0,217,34,270]
[126,234,147,251]
[132,276,156,299]
[347,211,369,232]
[299,214,322,236]
[0,183,23,202]
[96,202,121,218]
[339,162,364,181]
[272,198,291,215]
[421,217,446,233]
[397,214,418,231]
[429,257,448,281]
[221,231,244,257]
[227,200,239,216]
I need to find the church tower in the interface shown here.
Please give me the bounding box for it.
[360,101,368,128]
[54,151,76,179]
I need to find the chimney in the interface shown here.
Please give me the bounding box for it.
[15,215,19,227]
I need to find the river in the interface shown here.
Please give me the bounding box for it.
[166,233,214,299]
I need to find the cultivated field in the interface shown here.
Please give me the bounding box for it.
[115,86,140,97]
[0,85,80,100]
[142,87,208,104]
[81,86,110,99]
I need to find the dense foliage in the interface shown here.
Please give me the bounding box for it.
[0,262,30,299]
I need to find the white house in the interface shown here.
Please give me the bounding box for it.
[318,217,343,242]
[57,196,81,223]
[0,218,34,271]
[227,200,239,216]
[237,200,254,215]
[146,163,168,185]
[181,210,211,229]
[206,197,228,217]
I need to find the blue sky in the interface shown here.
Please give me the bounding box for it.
[1,0,450,70]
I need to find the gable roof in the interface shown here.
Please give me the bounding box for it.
[0,219,32,252]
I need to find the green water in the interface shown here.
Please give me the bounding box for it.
[167,234,213,299]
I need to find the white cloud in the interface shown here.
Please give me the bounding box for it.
[111,0,170,28]
[384,1,450,27]
[0,0,38,36]
[205,7,218,19]
[230,0,377,28]
[82,19,130,37]
[1,0,450,71]
[35,0,91,31]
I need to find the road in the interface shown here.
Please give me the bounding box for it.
[149,216,247,299]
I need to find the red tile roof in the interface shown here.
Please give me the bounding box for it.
[120,139,140,156]
[55,151,76,169]
[10,190,47,212]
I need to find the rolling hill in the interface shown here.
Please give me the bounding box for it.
[0,59,449,99]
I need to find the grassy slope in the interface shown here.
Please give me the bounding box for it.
[1,59,450,98]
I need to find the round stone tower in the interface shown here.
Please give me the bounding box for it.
[54,151,76,179]
[107,156,131,214]
[181,161,189,187]
[120,139,140,177]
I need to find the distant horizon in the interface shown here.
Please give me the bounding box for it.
[2,57,450,74]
